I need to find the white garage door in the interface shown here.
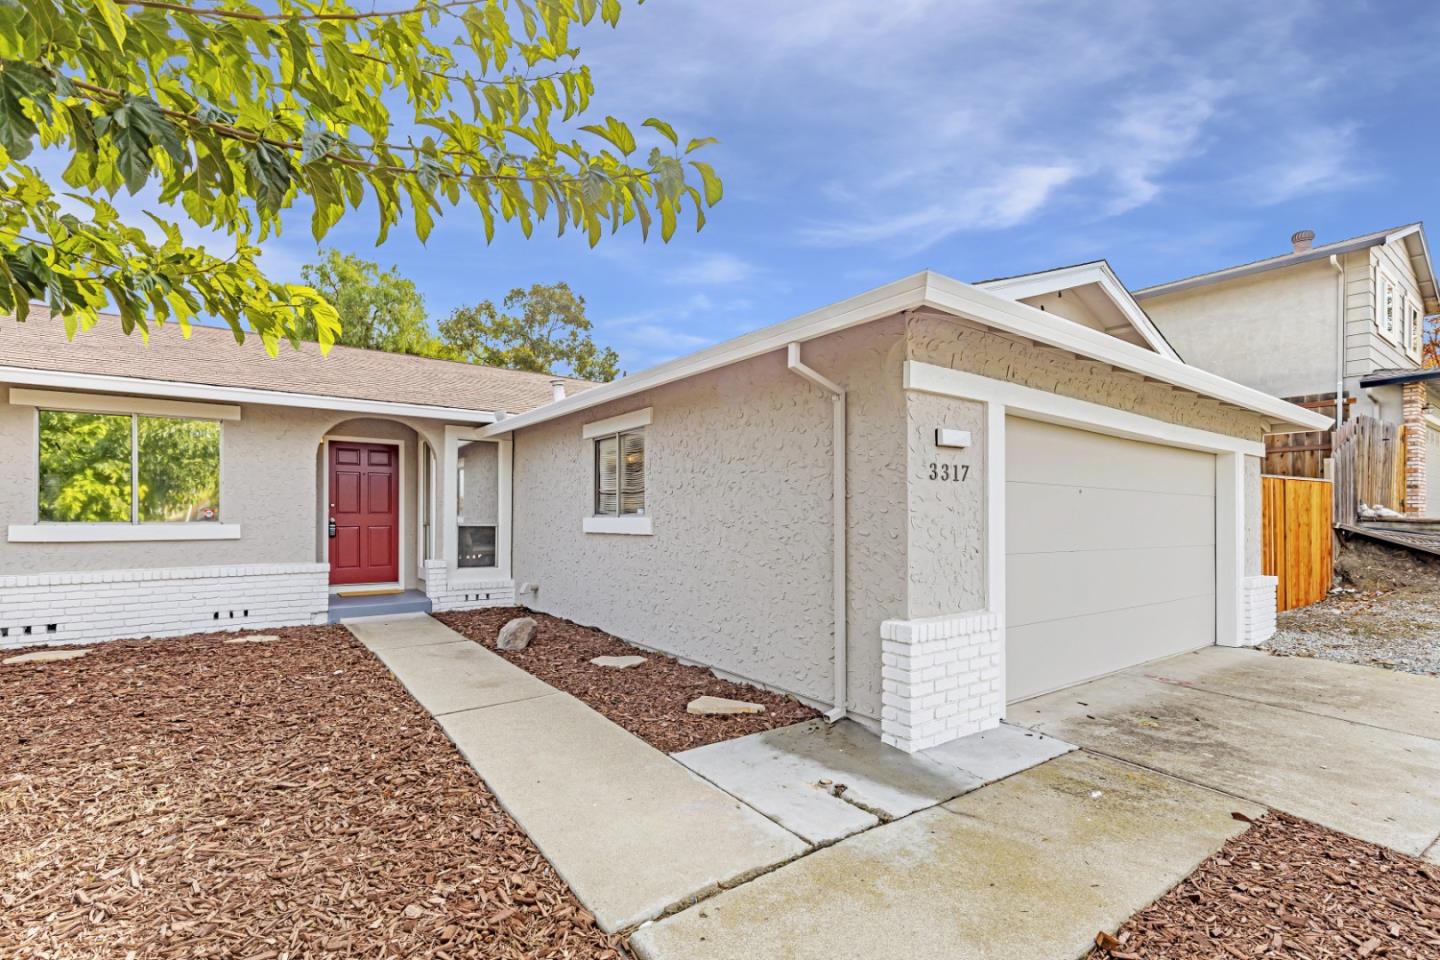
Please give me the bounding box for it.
[1006,418,1216,702]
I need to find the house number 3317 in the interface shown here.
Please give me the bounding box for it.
[928,462,969,482]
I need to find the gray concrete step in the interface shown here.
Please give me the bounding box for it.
[328,589,432,623]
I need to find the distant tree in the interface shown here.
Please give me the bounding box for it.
[439,282,619,382]
[1424,314,1440,368]
[298,250,448,357]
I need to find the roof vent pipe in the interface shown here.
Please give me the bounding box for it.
[1291,229,1316,253]
[550,379,566,402]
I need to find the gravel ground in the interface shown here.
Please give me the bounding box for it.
[1264,538,1440,677]
[1089,811,1440,960]
[0,626,630,960]
[435,608,820,753]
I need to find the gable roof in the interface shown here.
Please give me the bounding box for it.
[974,260,1181,359]
[0,305,594,422]
[482,270,1331,440]
[1134,223,1440,313]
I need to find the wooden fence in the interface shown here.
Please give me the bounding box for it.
[1330,415,1404,527]
[1263,393,1350,479]
[1262,475,1333,612]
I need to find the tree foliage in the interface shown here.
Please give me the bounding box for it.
[0,0,722,352]
[299,248,446,355]
[439,280,617,380]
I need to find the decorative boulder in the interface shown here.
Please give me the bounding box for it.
[687,695,765,716]
[590,655,647,669]
[497,617,538,651]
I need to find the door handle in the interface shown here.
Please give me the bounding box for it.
[328,517,337,539]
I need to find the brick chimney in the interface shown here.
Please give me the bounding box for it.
[1290,229,1315,253]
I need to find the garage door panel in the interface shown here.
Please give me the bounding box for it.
[1007,418,1215,496]
[1006,418,1216,703]
[1006,593,1215,702]
[1007,545,1214,629]
[1007,483,1215,555]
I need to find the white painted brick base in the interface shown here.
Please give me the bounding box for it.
[422,560,516,611]
[879,609,1004,753]
[0,563,330,649]
[1232,575,1279,647]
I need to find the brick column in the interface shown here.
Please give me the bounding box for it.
[1403,381,1427,516]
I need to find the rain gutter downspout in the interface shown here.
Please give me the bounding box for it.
[786,342,847,723]
[1332,255,1345,430]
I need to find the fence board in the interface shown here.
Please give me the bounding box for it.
[1262,475,1333,612]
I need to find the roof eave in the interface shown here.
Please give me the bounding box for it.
[0,365,501,423]
[483,271,1329,439]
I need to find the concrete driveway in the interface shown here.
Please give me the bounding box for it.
[1012,646,1440,860]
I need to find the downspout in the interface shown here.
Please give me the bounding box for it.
[786,342,847,723]
[1331,255,1345,431]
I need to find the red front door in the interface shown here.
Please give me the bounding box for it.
[329,441,399,585]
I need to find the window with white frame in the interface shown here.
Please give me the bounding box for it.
[1380,276,1398,340]
[593,428,645,517]
[37,410,221,523]
[1409,301,1423,357]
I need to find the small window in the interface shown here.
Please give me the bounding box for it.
[1380,276,1397,340]
[1409,302,1423,357]
[38,411,220,523]
[594,429,645,517]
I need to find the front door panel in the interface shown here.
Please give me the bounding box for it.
[329,441,399,585]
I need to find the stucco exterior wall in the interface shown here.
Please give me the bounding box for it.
[458,440,500,527]
[903,390,986,617]
[0,389,452,585]
[1245,455,1262,577]
[905,313,1270,442]
[510,317,908,721]
[1141,261,1339,399]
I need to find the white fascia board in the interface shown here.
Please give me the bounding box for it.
[581,406,652,438]
[0,366,497,424]
[9,387,241,420]
[481,272,932,437]
[905,361,1267,457]
[479,270,1330,439]
[919,274,1334,434]
[977,261,1179,360]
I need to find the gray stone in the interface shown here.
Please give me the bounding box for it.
[496,617,538,651]
[3,648,89,664]
[591,655,647,669]
[223,634,282,644]
[687,695,764,716]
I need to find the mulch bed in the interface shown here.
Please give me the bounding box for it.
[0,626,631,959]
[1089,811,1440,960]
[435,608,820,753]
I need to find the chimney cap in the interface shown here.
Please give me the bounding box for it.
[549,378,566,401]
[1291,229,1316,253]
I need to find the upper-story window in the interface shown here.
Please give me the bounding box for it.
[1380,276,1398,342]
[37,410,222,523]
[1409,301,1424,358]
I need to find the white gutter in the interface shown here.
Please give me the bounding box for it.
[1331,256,1345,430]
[786,342,848,723]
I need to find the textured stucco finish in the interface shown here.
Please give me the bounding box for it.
[0,389,452,583]
[511,318,908,721]
[904,390,986,618]
[1244,455,1262,577]
[458,440,500,527]
[906,313,1269,442]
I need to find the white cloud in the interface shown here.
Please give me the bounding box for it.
[1236,124,1369,205]
[664,251,758,285]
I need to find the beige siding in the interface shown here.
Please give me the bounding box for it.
[0,391,452,585]
[1141,261,1339,399]
[510,317,909,722]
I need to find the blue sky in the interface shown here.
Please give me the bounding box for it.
[251,0,1440,373]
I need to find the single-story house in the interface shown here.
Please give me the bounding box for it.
[0,273,1328,752]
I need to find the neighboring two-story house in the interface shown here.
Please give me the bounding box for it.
[1134,224,1440,515]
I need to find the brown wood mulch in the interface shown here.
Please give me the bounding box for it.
[435,608,820,754]
[1089,811,1440,960]
[0,626,631,960]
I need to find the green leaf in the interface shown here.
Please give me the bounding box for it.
[642,117,679,146]
[93,0,127,49]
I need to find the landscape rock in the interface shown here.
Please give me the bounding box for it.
[590,655,647,669]
[687,695,765,716]
[223,634,283,644]
[2,648,89,665]
[496,617,538,651]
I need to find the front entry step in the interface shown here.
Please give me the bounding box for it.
[328,589,432,623]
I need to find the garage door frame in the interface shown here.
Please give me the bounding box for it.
[904,361,1265,670]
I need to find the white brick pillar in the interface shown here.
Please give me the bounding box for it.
[1403,381,1427,515]
[1233,575,1279,647]
[879,610,1003,753]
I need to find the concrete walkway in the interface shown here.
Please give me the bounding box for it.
[631,751,1260,960]
[1013,646,1440,857]
[346,615,806,932]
